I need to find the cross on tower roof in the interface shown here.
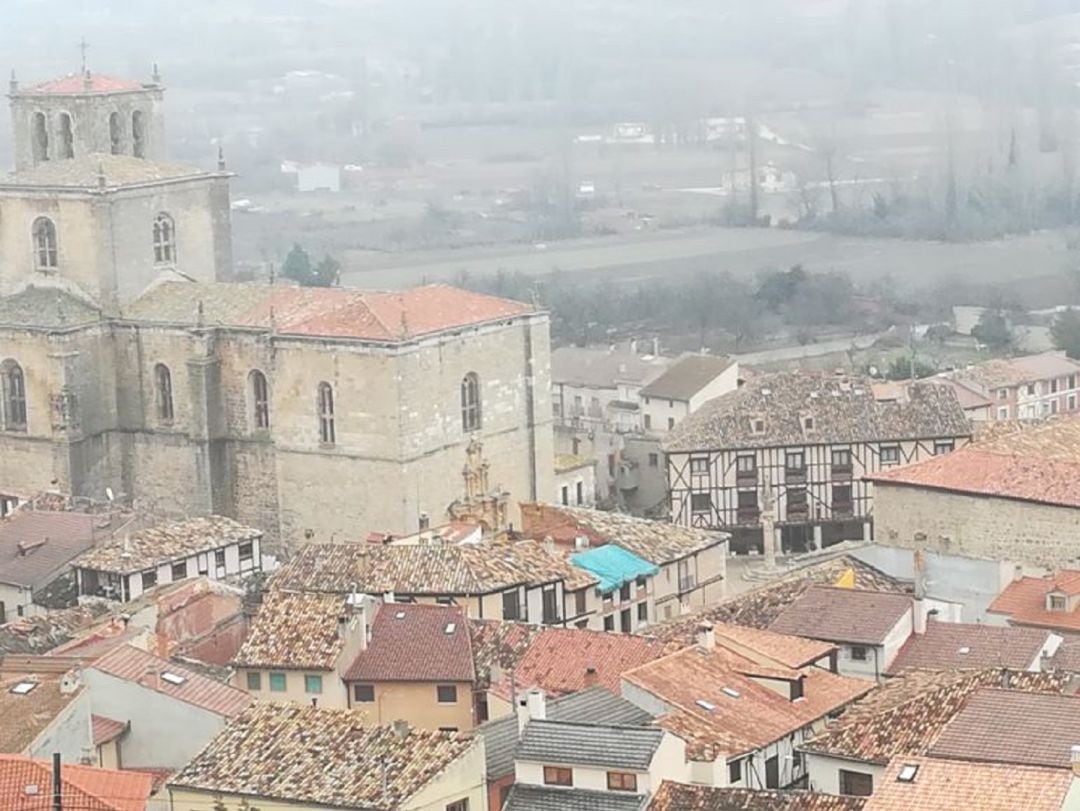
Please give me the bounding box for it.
[79,37,90,74]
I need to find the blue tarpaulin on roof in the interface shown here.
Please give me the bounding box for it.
[571,544,659,594]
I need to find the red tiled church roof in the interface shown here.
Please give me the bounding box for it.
[22,74,145,95]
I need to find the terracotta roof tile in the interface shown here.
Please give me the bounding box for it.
[91,714,128,746]
[663,373,971,453]
[648,781,866,811]
[91,644,250,718]
[0,672,83,753]
[623,643,871,760]
[521,503,725,565]
[74,515,260,575]
[710,623,836,669]
[886,621,1054,675]
[988,571,1080,632]
[21,74,145,94]
[168,702,479,809]
[6,154,211,188]
[801,668,1071,764]
[769,586,912,645]
[272,539,593,595]
[0,754,153,811]
[232,591,349,670]
[467,619,538,689]
[345,603,474,682]
[950,351,1080,391]
[125,281,534,342]
[929,688,1080,767]
[864,756,1073,811]
[0,603,114,655]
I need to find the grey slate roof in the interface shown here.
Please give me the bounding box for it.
[504,785,648,811]
[0,286,102,329]
[517,720,663,770]
[640,354,734,401]
[663,372,972,453]
[476,686,655,779]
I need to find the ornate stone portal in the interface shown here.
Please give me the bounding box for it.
[447,439,509,534]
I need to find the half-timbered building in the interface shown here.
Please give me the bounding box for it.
[662,373,972,554]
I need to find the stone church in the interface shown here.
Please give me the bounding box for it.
[0,68,554,549]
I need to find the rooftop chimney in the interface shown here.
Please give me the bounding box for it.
[583,666,599,689]
[517,688,547,735]
[392,719,410,740]
[1071,745,1080,778]
[141,665,160,691]
[698,622,716,651]
[912,549,927,635]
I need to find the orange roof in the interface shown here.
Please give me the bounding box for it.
[988,571,1080,631]
[127,281,534,343]
[623,643,871,759]
[711,623,836,669]
[0,754,153,811]
[864,756,1073,811]
[493,627,668,699]
[91,715,128,746]
[22,73,145,95]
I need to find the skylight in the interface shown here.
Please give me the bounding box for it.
[695,699,716,711]
[395,611,406,619]
[10,681,37,695]
[444,622,456,634]
[957,646,971,655]
[897,764,919,783]
[161,672,186,686]
[722,687,741,699]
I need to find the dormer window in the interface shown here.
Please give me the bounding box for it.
[802,415,815,431]
[1049,594,1067,612]
[750,418,766,435]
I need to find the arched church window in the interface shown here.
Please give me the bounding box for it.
[250,370,270,430]
[132,110,146,158]
[461,373,482,432]
[109,112,123,155]
[154,363,174,423]
[32,218,58,270]
[58,113,74,159]
[317,382,335,444]
[153,213,176,265]
[31,112,49,163]
[1,360,27,432]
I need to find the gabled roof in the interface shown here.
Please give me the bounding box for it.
[663,373,971,453]
[710,623,835,670]
[0,672,83,753]
[477,686,655,780]
[863,756,1074,811]
[571,544,659,593]
[648,781,866,810]
[551,345,671,389]
[800,668,1070,765]
[928,688,1080,768]
[886,621,1054,675]
[521,503,725,565]
[0,510,102,589]
[232,591,349,670]
[272,539,592,595]
[344,603,474,683]
[505,785,647,811]
[90,644,250,718]
[168,702,479,810]
[769,586,912,646]
[125,281,535,343]
[640,354,735,402]
[623,643,871,760]
[0,286,102,329]
[950,351,1080,391]
[517,719,664,770]
[650,556,908,642]
[91,715,128,746]
[989,569,1080,632]
[73,515,260,575]
[0,754,153,811]
[19,73,146,95]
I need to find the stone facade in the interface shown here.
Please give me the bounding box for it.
[873,482,1080,570]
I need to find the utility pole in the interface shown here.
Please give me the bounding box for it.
[52,752,62,811]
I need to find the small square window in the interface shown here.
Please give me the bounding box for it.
[269,672,287,692]
[690,457,708,474]
[239,542,254,563]
[246,671,261,691]
[691,493,711,514]
[850,646,868,661]
[831,448,852,468]
[437,684,458,703]
[934,440,954,455]
[305,674,323,694]
[141,570,157,591]
[619,583,631,601]
[171,560,187,581]
[544,766,573,786]
[644,414,652,430]
[354,684,375,702]
[880,445,899,464]
[752,418,766,434]
[1050,595,1067,611]
[728,758,742,783]
[648,453,659,467]
[802,416,814,431]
